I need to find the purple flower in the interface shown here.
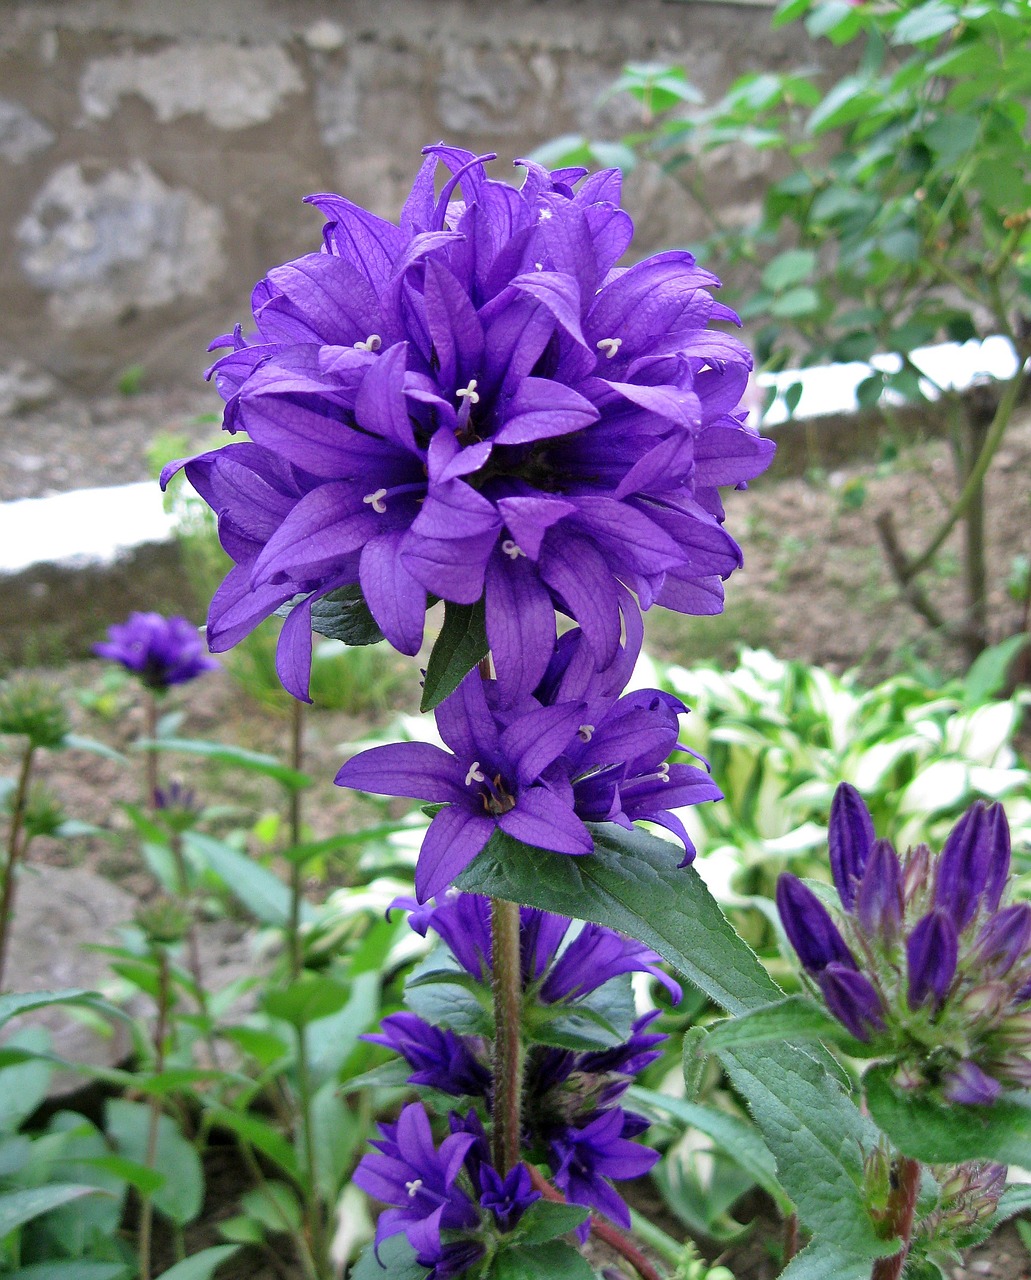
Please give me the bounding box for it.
[338,628,720,900]
[477,1162,540,1232]
[854,838,903,943]
[364,1013,492,1099]
[934,801,1011,930]
[352,1102,479,1264]
[942,1060,1002,1107]
[163,145,772,702]
[93,612,219,691]
[547,1107,660,1238]
[816,963,885,1042]
[775,874,857,975]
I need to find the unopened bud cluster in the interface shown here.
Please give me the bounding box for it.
[0,679,69,751]
[778,784,1031,1105]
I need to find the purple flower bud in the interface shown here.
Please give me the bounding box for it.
[901,842,932,907]
[817,963,886,1042]
[776,874,857,975]
[907,910,958,1010]
[828,783,875,910]
[855,839,903,943]
[976,903,1031,979]
[942,1060,1002,1106]
[982,803,1012,912]
[934,802,1006,931]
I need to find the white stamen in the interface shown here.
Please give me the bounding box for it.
[577,724,595,742]
[405,1179,423,1198]
[501,540,524,560]
[596,337,622,360]
[465,762,486,786]
[539,208,553,221]
[354,333,382,352]
[362,488,388,513]
[533,262,543,271]
[655,762,670,782]
[456,379,480,405]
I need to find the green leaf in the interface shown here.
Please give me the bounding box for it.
[864,1065,1031,1163]
[892,1,960,45]
[7,1264,128,1280]
[339,1058,413,1095]
[185,832,313,927]
[106,1100,204,1226]
[239,1181,302,1233]
[514,1199,590,1245]
[0,1027,52,1131]
[421,600,488,712]
[963,633,1028,703]
[138,738,309,791]
[762,249,817,293]
[770,287,821,319]
[200,1104,299,1181]
[773,0,811,28]
[0,988,98,1030]
[0,1183,102,1236]
[307,584,385,646]
[458,823,887,1260]
[351,1234,430,1280]
[263,975,350,1027]
[699,995,862,1057]
[405,953,493,1037]
[780,1235,885,1280]
[153,1247,240,1280]
[61,734,127,763]
[489,1240,596,1280]
[628,1086,789,1212]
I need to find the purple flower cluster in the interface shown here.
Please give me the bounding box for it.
[337,621,720,900]
[777,784,1031,1105]
[162,144,772,703]
[93,612,219,691]
[354,892,676,1256]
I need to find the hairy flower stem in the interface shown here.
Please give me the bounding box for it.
[0,743,35,991]
[490,895,523,1175]
[527,1164,662,1280]
[870,1156,921,1280]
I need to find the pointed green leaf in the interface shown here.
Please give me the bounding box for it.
[0,1184,102,1236]
[514,1199,590,1245]
[154,1247,240,1280]
[137,739,309,791]
[185,832,313,927]
[488,1240,596,1280]
[351,1234,430,1280]
[699,995,865,1057]
[864,1064,1031,1164]
[307,584,385,646]
[7,1263,128,1280]
[421,600,488,712]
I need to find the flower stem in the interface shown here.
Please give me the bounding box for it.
[144,691,159,809]
[0,743,35,991]
[139,947,170,1280]
[491,895,523,1175]
[870,1155,921,1280]
[287,698,306,981]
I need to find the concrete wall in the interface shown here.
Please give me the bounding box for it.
[0,0,834,391]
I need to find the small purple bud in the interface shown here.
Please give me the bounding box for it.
[776,874,857,975]
[942,1060,1002,1106]
[976,903,1031,979]
[996,1009,1031,1047]
[995,1050,1031,1088]
[934,802,995,930]
[907,910,958,1010]
[855,839,903,942]
[817,963,886,1042]
[982,803,1012,912]
[901,842,931,907]
[957,981,1010,1026]
[828,783,875,910]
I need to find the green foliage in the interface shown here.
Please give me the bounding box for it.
[0,682,69,751]
[659,646,1031,898]
[421,600,489,712]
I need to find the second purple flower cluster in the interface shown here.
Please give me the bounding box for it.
[778,784,1031,1105]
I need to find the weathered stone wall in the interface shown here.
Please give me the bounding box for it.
[0,0,836,390]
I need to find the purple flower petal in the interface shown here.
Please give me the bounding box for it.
[907,910,958,1010]
[336,741,466,803]
[416,806,496,902]
[359,531,427,656]
[776,874,857,975]
[829,783,875,911]
[498,786,593,855]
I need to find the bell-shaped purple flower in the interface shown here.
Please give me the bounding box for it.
[363,1013,491,1099]
[776,874,858,975]
[548,1107,660,1240]
[477,1162,540,1232]
[352,1102,480,1262]
[828,782,874,910]
[817,962,886,1042]
[163,145,773,703]
[93,612,219,691]
[907,910,958,1010]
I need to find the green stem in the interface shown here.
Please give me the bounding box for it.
[144,692,159,809]
[490,897,523,1175]
[628,1207,683,1266]
[139,949,170,1280]
[294,1024,326,1275]
[287,698,305,981]
[0,743,35,992]
[900,361,1027,580]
